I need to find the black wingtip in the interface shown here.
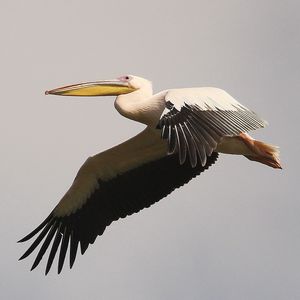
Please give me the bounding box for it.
[30,262,38,271]
[17,237,27,243]
[19,248,33,261]
[57,227,70,274]
[69,231,79,269]
[19,253,28,261]
[18,234,35,244]
[18,214,53,243]
[57,267,62,275]
[29,222,59,272]
[80,240,89,255]
[45,223,62,275]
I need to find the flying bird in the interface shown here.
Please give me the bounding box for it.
[19,75,281,274]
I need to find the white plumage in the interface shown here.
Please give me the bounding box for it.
[19,75,281,274]
[166,87,248,111]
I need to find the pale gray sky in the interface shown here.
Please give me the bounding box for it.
[1,0,299,299]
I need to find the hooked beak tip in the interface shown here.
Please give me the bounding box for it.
[44,79,136,97]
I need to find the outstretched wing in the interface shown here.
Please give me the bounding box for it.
[19,128,218,274]
[157,87,267,167]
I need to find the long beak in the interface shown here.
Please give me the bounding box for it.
[45,79,136,96]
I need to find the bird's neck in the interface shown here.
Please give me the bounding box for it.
[114,86,164,126]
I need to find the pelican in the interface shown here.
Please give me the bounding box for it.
[19,75,281,274]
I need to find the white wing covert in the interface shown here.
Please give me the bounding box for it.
[157,88,267,167]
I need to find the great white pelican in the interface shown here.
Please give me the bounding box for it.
[19,75,281,274]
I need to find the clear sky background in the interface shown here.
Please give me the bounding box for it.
[1,0,299,299]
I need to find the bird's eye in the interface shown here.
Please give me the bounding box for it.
[125,76,130,80]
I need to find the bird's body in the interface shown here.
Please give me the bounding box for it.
[19,75,281,274]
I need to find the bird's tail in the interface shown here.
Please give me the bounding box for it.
[241,134,282,169]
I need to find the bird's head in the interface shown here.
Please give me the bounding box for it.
[45,75,151,97]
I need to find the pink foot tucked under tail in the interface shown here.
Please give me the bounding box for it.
[239,133,282,169]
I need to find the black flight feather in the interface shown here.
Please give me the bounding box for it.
[19,152,218,274]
